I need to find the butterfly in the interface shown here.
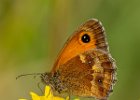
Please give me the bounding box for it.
[41,19,116,100]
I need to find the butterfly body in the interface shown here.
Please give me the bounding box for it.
[41,19,116,100]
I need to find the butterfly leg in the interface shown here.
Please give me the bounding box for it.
[37,82,44,94]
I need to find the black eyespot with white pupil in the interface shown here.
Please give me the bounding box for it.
[81,34,90,43]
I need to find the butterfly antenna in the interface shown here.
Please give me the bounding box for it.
[16,73,42,80]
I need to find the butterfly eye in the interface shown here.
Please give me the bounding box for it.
[81,33,90,43]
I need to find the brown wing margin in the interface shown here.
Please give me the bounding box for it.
[92,49,117,100]
[79,19,109,52]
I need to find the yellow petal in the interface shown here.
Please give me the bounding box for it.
[44,85,53,98]
[30,92,40,100]
[19,85,80,100]
[44,85,65,100]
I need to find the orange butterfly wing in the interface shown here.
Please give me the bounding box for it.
[52,19,108,73]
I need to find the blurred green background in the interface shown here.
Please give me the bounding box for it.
[0,0,140,100]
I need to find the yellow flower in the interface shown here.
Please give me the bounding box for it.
[19,85,79,100]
